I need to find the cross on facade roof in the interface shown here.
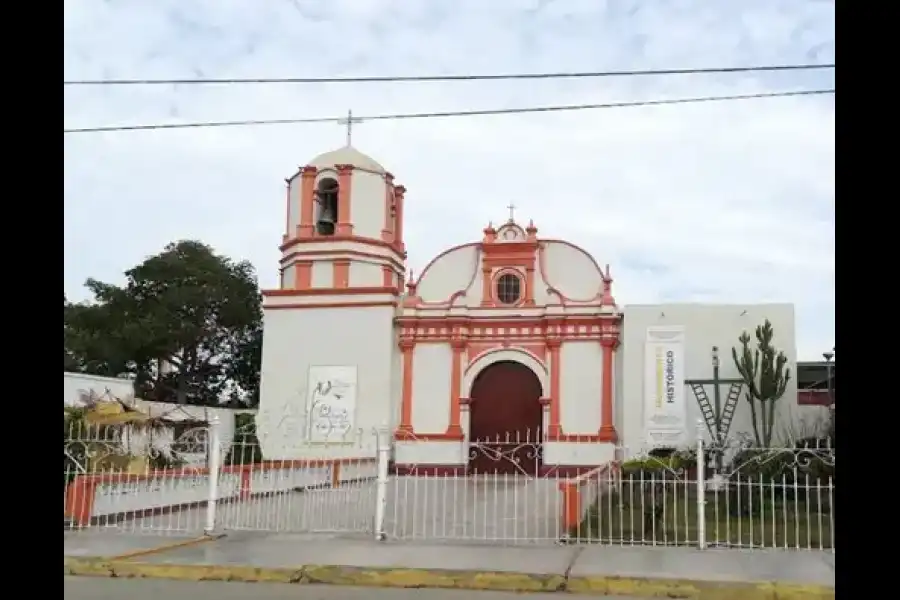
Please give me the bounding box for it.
[507,203,516,222]
[337,109,363,146]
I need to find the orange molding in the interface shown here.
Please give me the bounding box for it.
[335,164,354,236]
[263,286,399,298]
[264,301,398,311]
[281,234,405,258]
[297,166,317,238]
[393,429,465,442]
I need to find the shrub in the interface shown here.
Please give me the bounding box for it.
[225,413,263,466]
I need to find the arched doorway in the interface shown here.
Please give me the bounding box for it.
[468,360,543,476]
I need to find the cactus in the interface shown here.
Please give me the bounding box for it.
[731,320,791,447]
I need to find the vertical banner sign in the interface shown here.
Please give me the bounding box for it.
[644,326,687,447]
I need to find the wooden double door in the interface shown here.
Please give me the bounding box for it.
[467,361,543,476]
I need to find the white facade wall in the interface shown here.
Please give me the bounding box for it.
[311,262,332,288]
[416,245,480,303]
[394,440,468,465]
[558,341,603,435]
[539,242,605,302]
[257,305,398,459]
[349,169,389,240]
[616,303,824,455]
[542,442,617,466]
[349,261,383,287]
[285,178,300,237]
[410,343,452,433]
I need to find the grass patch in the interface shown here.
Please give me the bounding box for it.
[573,479,834,549]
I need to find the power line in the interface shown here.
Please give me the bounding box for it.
[63,63,835,87]
[64,88,834,134]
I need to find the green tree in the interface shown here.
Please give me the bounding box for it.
[731,320,792,447]
[64,240,262,406]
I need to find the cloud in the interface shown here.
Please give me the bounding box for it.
[64,0,835,360]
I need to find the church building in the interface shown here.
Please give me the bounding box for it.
[255,144,815,477]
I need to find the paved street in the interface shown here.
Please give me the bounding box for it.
[64,577,650,599]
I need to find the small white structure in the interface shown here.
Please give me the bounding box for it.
[63,372,256,463]
[257,144,826,475]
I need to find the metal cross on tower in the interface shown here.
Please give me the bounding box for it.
[337,109,363,146]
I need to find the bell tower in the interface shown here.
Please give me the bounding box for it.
[257,144,407,458]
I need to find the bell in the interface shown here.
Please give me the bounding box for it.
[316,206,336,235]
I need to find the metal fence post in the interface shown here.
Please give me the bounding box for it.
[374,423,391,541]
[695,419,707,550]
[204,415,222,535]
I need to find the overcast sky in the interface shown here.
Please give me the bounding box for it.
[64,0,834,360]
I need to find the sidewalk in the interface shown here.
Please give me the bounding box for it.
[64,531,834,599]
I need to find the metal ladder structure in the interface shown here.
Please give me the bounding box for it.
[690,382,743,444]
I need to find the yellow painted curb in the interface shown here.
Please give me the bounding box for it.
[566,576,835,600]
[63,557,834,599]
[108,535,225,561]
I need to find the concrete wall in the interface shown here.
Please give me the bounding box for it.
[617,303,826,456]
[64,372,136,406]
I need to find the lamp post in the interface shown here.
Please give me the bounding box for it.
[822,349,834,406]
[711,347,721,435]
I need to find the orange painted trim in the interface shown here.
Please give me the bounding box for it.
[298,166,317,238]
[398,315,619,329]
[397,339,415,431]
[281,249,405,273]
[490,267,530,307]
[263,286,399,298]
[600,337,619,442]
[336,164,354,235]
[558,462,620,532]
[549,432,607,443]
[466,342,547,366]
[477,234,539,308]
[396,315,621,347]
[448,339,465,434]
[394,430,465,442]
[280,234,405,258]
[382,265,394,287]
[333,260,350,289]
[547,339,562,436]
[525,266,536,307]
[480,267,492,306]
[63,458,376,526]
[294,261,312,290]
[265,301,398,311]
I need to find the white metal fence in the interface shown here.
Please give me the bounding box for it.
[64,417,834,551]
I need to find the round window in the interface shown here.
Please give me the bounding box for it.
[496,273,522,305]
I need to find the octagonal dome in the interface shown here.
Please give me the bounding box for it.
[308,145,385,173]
